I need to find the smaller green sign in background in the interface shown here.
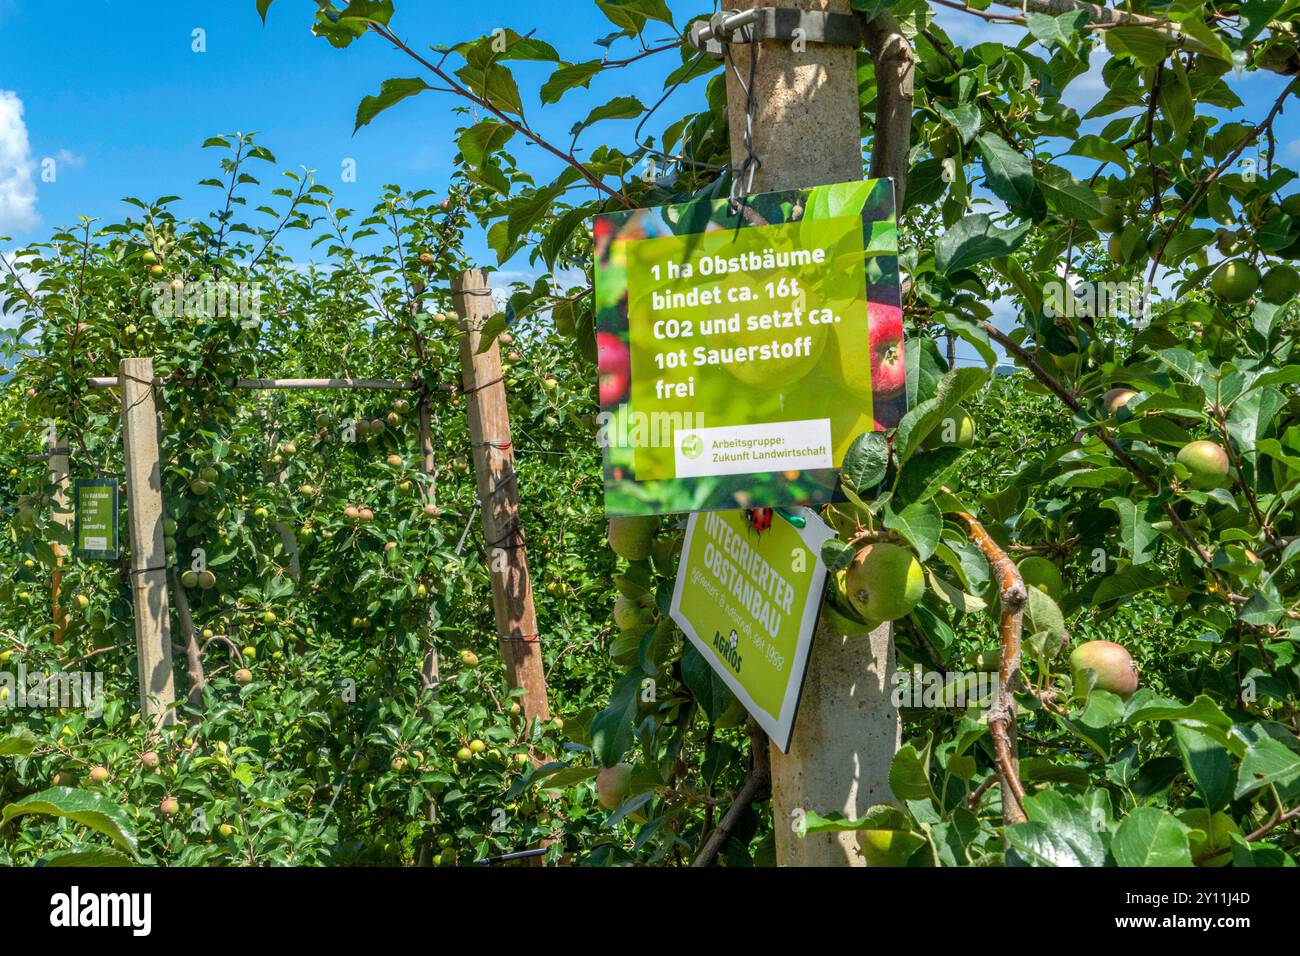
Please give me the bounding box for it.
[74,478,119,561]
[669,507,834,751]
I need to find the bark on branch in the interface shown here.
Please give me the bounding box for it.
[693,718,771,866]
[860,12,916,209]
[955,511,1028,824]
[169,569,206,714]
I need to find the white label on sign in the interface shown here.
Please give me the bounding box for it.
[673,418,833,479]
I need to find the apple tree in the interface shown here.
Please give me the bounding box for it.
[286,0,1300,866]
[0,131,616,865]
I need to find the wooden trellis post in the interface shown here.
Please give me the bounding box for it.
[118,357,177,727]
[452,269,550,724]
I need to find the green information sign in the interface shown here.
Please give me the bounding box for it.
[669,507,834,752]
[74,479,119,561]
[594,178,904,517]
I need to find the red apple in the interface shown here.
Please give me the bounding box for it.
[597,332,631,407]
[869,303,905,398]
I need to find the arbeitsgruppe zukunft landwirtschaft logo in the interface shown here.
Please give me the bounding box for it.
[0,665,104,717]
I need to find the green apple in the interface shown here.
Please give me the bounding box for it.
[1017,556,1064,601]
[607,516,656,561]
[1069,640,1138,697]
[596,763,632,810]
[1176,440,1230,490]
[1261,265,1300,302]
[844,543,925,622]
[1210,260,1260,303]
[921,406,976,449]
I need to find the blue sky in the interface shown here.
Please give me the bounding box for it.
[1,0,1295,348]
[0,0,706,268]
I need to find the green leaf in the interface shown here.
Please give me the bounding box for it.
[256,0,274,23]
[354,77,429,132]
[1038,166,1103,222]
[1026,9,1088,47]
[1014,790,1107,866]
[935,214,1032,276]
[977,133,1043,220]
[336,0,393,25]
[934,103,981,145]
[596,0,674,35]
[1104,26,1172,66]
[887,742,934,801]
[1125,694,1233,736]
[455,61,523,115]
[1087,564,1166,606]
[1235,734,1300,799]
[1101,497,1159,564]
[1023,587,1065,639]
[588,670,641,767]
[540,61,604,104]
[1066,134,1132,172]
[2,787,138,857]
[0,729,37,756]
[896,366,989,462]
[1158,61,1194,137]
[476,313,508,354]
[798,805,907,834]
[896,446,966,505]
[43,849,135,867]
[840,430,890,496]
[536,765,601,790]
[681,642,736,724]
[574,96,645,134]
[1227,384,1286,451]
[821,538,855,572]
[1111,807,1193,866]
[884,500,942,562]
[1174,724,1234,812]
[458,121,515,170]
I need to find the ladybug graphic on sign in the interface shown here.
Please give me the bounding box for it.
[745,507,774,535]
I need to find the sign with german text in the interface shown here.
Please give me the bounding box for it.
[669,507,834,752]
[594,179,904,517]
[74,479,119,561]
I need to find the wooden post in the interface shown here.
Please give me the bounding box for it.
[451,269,550,723]
[721,0,901,865]
[118,357,177,727]
[47,428,73,643]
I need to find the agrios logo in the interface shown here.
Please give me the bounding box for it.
[49,886,152,936]
[712,628,743,673]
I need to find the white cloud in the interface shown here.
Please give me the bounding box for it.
[53,148,85,169]
[1287,140,1300,159]
[0,90,38,232]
